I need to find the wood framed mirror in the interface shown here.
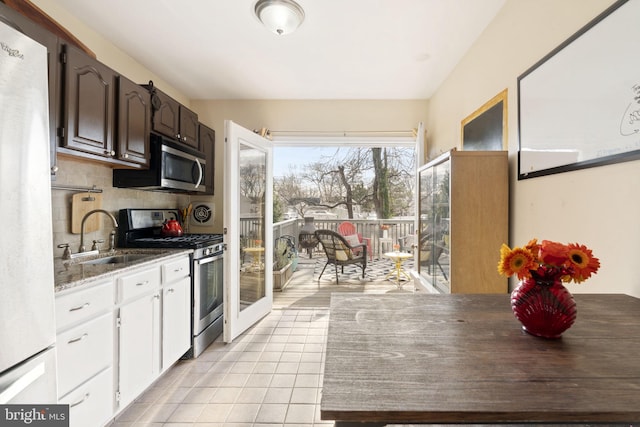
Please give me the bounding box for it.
[461,89,507,151]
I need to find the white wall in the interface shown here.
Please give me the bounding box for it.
[426,0,640,297]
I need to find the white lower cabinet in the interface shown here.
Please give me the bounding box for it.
[162,276,191,371]
[114,253,192,412]
[117,266,161,409]
[55,253,192,426]
[55,280,115,427]
[59,367,113,427]
[161,256,191,372]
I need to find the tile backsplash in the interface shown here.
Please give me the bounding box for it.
[51,157,189,258]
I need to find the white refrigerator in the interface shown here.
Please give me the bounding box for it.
[0,19,57,403]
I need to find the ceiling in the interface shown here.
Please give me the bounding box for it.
[52,0,505,100]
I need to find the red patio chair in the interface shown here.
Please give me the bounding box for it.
[337,221,373,261]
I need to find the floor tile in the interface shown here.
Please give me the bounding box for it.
[166,403,205,422]
[210,387,242,404]
[225,403,260,423]
[262,387,293,404]
[196,403,233,422]
[254,403,288,423]
[284,403,316,424]
[182,387,216,404]
[235,387,267,404]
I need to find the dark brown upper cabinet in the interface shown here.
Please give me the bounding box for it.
[198,123,215,195]
[117,76,150,167]
[179,105,199,151]
[61,43,116,159]
[145,83,200,152]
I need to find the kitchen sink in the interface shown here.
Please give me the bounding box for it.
[80,254,153,265]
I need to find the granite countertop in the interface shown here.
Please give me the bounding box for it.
[54,248,193,293]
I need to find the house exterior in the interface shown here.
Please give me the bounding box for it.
[35,0,638,298]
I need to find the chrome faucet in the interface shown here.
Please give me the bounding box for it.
[79,209,119,253]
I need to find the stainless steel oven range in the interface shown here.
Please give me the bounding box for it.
[118,208,223,358]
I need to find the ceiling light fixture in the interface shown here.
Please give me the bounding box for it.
[254,0,305,35]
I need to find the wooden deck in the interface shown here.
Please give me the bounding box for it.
[273,256,419,309]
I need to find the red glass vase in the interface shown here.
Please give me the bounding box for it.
[510,276,577,339]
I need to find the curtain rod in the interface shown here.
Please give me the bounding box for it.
[268,129,417,138]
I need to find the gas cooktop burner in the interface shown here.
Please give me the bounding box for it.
[127,234,223,249]
[118,209,223,250]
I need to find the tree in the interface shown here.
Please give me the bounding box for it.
[274,146,415,219]
[274,170,315,218]
[273,193,284,222]
[371,148,389,219]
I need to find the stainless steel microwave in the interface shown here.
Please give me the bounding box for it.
[113,133,206,193]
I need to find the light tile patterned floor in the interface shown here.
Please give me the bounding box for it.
[110,256,415,426]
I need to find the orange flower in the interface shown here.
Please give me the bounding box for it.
[497,244,537,280]
[566,243,600,283]
[539,240,570,266]
[524,238,540,253]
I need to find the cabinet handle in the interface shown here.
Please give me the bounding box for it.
[154,294,160,300]
[68,333,88,344]
[136,280,149,287]
[69,302,90,312]
[69,392,90,408]
[123,153,129,159]
[167,288,175,293]
[173,267,182,272]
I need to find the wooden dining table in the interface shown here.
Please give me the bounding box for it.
[321,293,640,426]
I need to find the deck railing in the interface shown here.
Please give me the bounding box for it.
[240,217,416,257]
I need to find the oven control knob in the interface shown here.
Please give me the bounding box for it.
[204,248,211,256]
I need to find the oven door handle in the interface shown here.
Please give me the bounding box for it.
[196,253,223,266]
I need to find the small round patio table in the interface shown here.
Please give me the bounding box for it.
[383,251,412,288]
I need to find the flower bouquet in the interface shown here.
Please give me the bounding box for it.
[498,239,600,338]
[498,239,600,284]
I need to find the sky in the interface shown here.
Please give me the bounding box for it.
[273,146,342,178]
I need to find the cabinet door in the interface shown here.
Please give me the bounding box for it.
[417,158,451,293]
[59,367,113,427]
[199,123,215,195]
[117,76,150,167]
[62,44,115,158]
[162,277,191,371]
[178,106,199,150]
[118,292,160,408]
[150,89,179,140]
[56,312,113,397]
